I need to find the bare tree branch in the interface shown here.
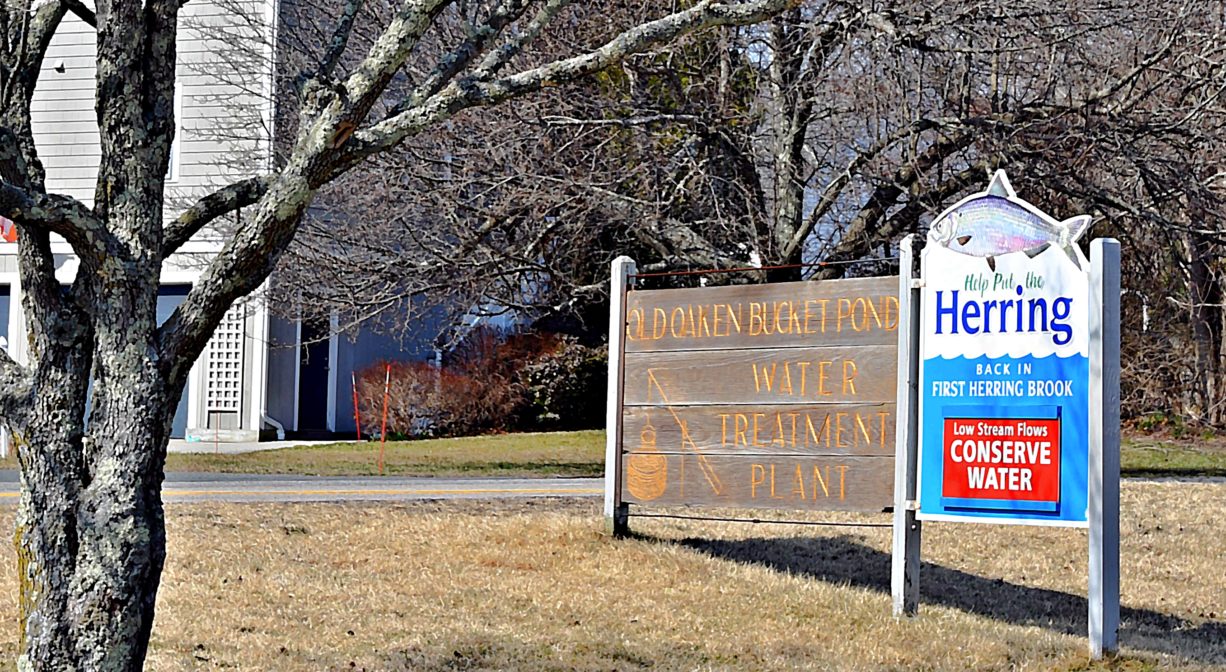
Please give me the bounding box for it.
[813,157,989,280]
[0,180,116,259]
[317,0,366,79]
[349,0,795,159]
[0,127,113,262]
[163,175,274,257]
[63,0,97,28]
[466,0,571,80]
[339,0,456,118]
[159,0,794,377]
[385,0,536,117]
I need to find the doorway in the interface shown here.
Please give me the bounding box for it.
[297,319,330,435]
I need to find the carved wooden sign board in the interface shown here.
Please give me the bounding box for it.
[612,276,900,513]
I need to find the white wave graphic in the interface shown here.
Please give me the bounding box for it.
[921,244,1089,360]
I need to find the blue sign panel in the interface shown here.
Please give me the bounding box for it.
[917,171,1091,526]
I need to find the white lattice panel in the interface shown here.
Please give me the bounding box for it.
[205,306,245,412]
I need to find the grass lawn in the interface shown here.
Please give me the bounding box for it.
[152,429,1226,478]
[1119,437,1226,478]
[0,481,1221,670]
[162,429,605,477]
[2,428,1223,479]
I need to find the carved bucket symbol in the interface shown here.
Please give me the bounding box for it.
[626,421,667,501]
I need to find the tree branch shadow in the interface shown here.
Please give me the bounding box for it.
[646,532,1226,665]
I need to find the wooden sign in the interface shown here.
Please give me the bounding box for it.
[622,454,892,511]
[625,277,898,352]
[607,267,899,521]
[624,345,898,405]
[621,403,895,456]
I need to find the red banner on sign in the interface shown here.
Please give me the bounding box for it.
[942,417,1060,502]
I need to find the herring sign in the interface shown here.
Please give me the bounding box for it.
[893,170,1119,657]
[916,171,1093,526]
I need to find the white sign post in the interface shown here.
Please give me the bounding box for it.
[892,235,922,616]
[604,256,635,537]
[1088,239,1121,656]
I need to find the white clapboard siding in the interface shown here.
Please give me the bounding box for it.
[32,12,99,200]
[31,0,275,225]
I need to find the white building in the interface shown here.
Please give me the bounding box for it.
[5,0,433,441]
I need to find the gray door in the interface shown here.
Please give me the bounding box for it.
[158,285,191,438]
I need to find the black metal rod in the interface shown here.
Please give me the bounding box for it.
[629,512,893,528]
[629,256,899,280]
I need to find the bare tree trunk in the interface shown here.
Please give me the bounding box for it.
[15,249,176,670]
[0,2,811,668]
[1219,289,1226,427]
[765,9,811,276]
[67,379,171,666]
[1185,229,1223,425]
[14,352,89,667]
[17,386,173,670]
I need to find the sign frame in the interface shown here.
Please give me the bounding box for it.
[604,259,901,530]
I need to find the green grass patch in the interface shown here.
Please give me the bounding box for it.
[4,428,1221,479]
[162,431,1222,479]
[162,429,605,477]
[1121,439,1226,478]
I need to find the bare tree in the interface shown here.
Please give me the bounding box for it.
[277,1,1224,345]
[0,1,793,667]
[307,0,1226,426]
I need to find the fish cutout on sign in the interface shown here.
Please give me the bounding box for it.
[929,170,1090,264]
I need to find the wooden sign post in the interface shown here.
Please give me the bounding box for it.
[605,256,635,536]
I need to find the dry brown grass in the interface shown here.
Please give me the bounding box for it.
[0,482,1221,670]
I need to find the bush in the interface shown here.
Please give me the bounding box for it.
[521,339,607,430]
[354,329,609,438]
[355,360,522,439]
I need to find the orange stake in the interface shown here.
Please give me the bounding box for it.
[379,364,390,475]
[351,372,362,440]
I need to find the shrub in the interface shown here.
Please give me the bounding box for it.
[355,360,522,439]
[521,338,607,430]
[355,328,608,438]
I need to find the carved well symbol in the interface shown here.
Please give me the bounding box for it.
[626,420,667,501]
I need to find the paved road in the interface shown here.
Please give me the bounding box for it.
[1,471,1214,505]
[0,472,603,503]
